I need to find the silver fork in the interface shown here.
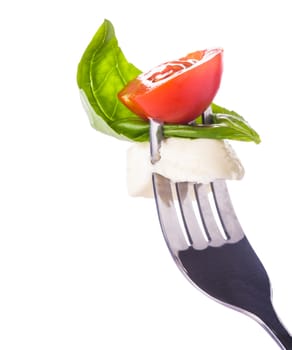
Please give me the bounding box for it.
[149,110,292,349]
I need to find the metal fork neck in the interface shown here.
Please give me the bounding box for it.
[256,305,292,349]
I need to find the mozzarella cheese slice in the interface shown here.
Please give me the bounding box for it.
[127,137,244,198]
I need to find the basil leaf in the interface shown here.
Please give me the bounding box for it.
[164,106,261,144]
[112,107,261,144]
[77,19,261,144]
[77,19,143,140]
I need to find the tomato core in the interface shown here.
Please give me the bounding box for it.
[147,60,194,83]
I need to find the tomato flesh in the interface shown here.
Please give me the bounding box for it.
[118,48,223,124]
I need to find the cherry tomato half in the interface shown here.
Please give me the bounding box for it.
[118,48,223,124]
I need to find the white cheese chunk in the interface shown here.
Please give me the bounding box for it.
[127,137,244,198]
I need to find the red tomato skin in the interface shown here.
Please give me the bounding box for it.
[118,48,223,124]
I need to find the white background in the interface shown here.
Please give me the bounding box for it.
[0,0,292,349]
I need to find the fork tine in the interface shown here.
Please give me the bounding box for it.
[195,183,226,247]
[211,179,245,243]
[150,118,190,254]
[176,182,209,250]
[152,173,190,254]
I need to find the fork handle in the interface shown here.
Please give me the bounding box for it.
[258,302,292,349]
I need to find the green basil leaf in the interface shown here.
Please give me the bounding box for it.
[164,106,261,144]
[77,19,143,140]
[77,19,261,144]
[112,107,261,144]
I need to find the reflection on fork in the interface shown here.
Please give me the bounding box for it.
[149,110,292,349]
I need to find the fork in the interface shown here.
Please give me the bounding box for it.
[149,109,292,349]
